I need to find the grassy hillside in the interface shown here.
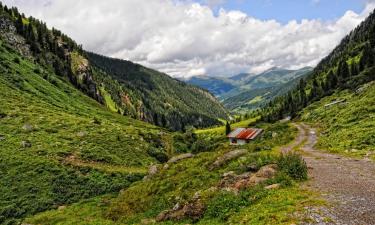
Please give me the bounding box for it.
[24,121,320,225]
[301,81,375,158]
[0,5,227,132]
[0,37,173,224]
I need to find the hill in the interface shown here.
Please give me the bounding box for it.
[262,8,375,122]
[0,4,227,131]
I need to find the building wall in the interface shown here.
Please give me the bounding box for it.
[229,138,247,145]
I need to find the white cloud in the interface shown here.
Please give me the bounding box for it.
[2,0,375,78]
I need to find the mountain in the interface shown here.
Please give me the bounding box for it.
[86,52,228,130]
[0,5,227,131]
[262,8,375,122]
[223,70,312,112]
[185,75,236,96]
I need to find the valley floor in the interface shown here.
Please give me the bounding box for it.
[291,123,375,225]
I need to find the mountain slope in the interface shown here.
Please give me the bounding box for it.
[222,71,311,112]
[0,5,227,131]
[0,35,171,224]
[87,52,228,130]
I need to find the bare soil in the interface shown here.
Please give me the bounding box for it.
[290,123,375,225]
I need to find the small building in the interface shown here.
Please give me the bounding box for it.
[227,128,263,145]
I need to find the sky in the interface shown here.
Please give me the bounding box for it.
[2,0,375,78]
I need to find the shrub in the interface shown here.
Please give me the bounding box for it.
[147,147,168,163]
[277,153,307,181]
[13,57,20,64]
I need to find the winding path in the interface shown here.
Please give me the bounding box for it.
[290,123,375,225]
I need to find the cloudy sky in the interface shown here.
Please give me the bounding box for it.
[3,0,375,78]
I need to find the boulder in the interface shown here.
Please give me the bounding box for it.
[210,149,247,170]
[168,153,194,164]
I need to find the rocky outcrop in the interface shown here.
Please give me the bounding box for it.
[0,16,32,59]
[156,192,205,222]
[209,149,247,170]
[218,164,278,193]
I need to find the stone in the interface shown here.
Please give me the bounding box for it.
[265,183,281,190]
[148,165,158,176]
[0,135,5,141]
[168,153,194,164]
[21,140,32,148]
[77,131,87,137]
[222,171,236,177]
[22,124,34,132]
[163,163,169,170]
[58,205,66,210]
[210,149,247,170]
[256,164,278,179]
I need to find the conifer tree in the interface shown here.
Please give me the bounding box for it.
[225,121,231,135]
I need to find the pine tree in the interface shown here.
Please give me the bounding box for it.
[225,121,231,135]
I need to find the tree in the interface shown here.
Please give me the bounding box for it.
[338,60,350,79]
[225,121,231,135]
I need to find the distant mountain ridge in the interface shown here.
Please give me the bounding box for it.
[186,67,313,112]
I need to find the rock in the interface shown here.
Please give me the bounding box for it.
[163,163,169,170]
[21,140,32,148]
[77,131,87,137]
[57,205,66,210]
[210,149,247,170]
[265,183,280,190]
[248,176,268,186]
[272,132,278,138]
[148,165,158,176]
[246,163,258,172]
[222,171,236,177]
[156,198,205,222]
[0,135,5,141]
[168,153,194,164]
[22,124,34,132]
[256,164,278,179]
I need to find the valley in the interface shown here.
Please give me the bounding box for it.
[0,1,375,225]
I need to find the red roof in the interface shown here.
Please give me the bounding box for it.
[227,128,263,140]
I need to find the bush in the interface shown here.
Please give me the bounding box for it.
[277,153,307,181]
[13,57,20,64]
[147,147,168,163]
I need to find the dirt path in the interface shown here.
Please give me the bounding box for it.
[290,123,375,225]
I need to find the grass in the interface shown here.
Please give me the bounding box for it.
[24,121,315,225]
[300,81,375,158]
[0,39,171,224]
